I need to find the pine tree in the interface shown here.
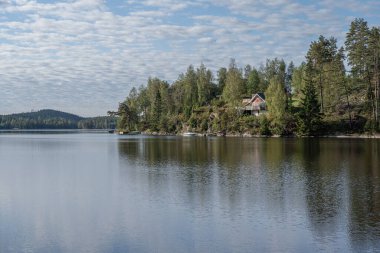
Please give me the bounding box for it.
[183,65,198,119]
[291,62,307,102]
[197,63,213,106]
[117,102,137,131]
[345,18,375,128]
[217,67,227,95]
[306,35,340,113]
[246,68,261,95]
[151,88,162,131]
[368,27,380,130]
[297,64,322,136]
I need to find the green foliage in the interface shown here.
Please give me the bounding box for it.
[246,68,261,95]
[159,115,168,133]
[345,18,371,80]
[222,59,245,105]
[266,78,287,135]
[258,115,271,136]
[78,117,116,129]
[113,19,379,136]
[197,63,214,105]
[188,115,197,129]
[364,119,377,133]
[0,109,116,129]
[262,58,286,89]
[291,62,307,102]
[306,35,346,114]
[200,117,208,132]
[345,18,380,128]
[217,67,227,95]
[239,115,259,134]
[296,75,322,136]
[166,115,180,133]
[117,102,137,131]
[151,88,162,131]
[184,65,198,110]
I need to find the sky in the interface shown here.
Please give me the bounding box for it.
[0,0,379,116]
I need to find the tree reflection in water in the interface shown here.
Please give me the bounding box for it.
[117,136,380,251]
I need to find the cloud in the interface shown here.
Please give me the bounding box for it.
[0,0,379,116]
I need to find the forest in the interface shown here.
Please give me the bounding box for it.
[115,18,380,136]
[0,109,116,129]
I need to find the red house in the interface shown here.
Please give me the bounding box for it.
[241,93,266,116]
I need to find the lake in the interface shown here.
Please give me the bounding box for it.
[0,132,379,252]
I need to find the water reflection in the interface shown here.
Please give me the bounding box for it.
[0,134,379,253]
[118,137,380,252]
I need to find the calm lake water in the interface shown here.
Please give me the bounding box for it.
[0,132,379,253]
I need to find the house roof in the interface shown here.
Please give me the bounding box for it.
[257,92,265,100]
[242,93,266,106]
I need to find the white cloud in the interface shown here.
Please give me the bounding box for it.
[0,0,379,116]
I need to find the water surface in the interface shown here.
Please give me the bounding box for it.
[0,133,379,252]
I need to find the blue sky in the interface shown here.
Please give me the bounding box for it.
[0,0,379,116]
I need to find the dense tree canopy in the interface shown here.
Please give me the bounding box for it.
[0,109,116,129]
[115,18,379,136]
[296,64,322,136]
[222,59,245,105]
[266,78,287,135]
[345,18,380,130]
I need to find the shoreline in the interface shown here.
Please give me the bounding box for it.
[141,131,380,139]
[320,134,380,139]
[1,129,379,139]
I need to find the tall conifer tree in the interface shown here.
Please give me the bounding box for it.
[297,64,322,136]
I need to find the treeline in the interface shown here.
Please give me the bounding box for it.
[0,109,116,129]
[77,116,116,129]
[117,18,380,136]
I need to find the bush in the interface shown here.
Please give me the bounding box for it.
[200,118,208,132]
[165,115,181,133]
[211,118,220,132]
[188,115,197,129]
[258,115,271,136]
[282,113,296,135]
[364,119,376,133]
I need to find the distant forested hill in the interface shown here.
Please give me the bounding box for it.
[0,109,116,129]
